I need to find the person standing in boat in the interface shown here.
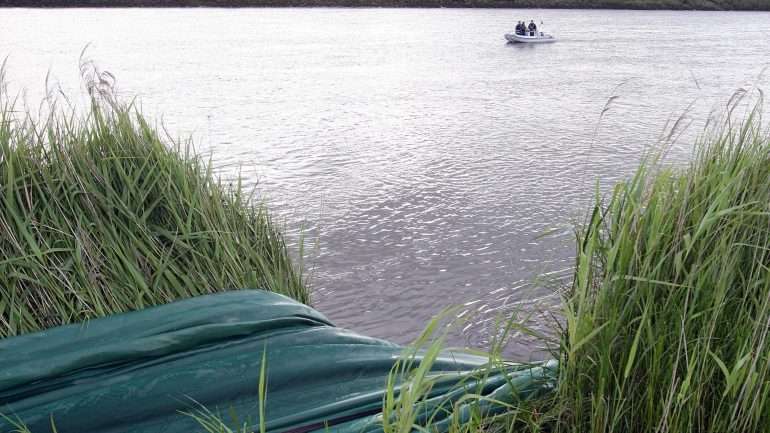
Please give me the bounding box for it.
[515,21,523,35]
[528,20,537,36]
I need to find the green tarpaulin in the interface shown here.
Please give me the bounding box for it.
[0,290,556,433]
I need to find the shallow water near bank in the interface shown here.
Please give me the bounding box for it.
[2,7,769,357]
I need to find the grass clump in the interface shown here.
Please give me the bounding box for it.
[379,318,557,433]
[558,105,770,432]
[0,75,307,339]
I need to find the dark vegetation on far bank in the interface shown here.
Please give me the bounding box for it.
[0,0,768,10]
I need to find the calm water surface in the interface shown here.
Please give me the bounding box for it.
[2,8,769,357]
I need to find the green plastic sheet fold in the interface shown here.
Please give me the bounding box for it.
[0,290,556,433]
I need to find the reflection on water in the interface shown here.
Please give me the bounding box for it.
[3,8,769,358]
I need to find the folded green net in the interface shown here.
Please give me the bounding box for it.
[0,290,556,433]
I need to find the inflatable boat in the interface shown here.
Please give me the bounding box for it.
[505,32,557,44]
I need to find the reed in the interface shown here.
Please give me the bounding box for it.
[0,73,308,339]
[557,104,770,432]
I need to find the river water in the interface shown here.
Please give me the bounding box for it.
[2,8,769,358]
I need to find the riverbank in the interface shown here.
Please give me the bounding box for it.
[0,0,768,10]
[2,63,770,432]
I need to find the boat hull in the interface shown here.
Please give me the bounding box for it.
[505,33,557,44]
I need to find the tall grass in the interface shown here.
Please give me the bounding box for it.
[558,104,770,432]
[0,73,307,339]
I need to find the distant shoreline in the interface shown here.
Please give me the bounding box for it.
[1,0,769,10]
